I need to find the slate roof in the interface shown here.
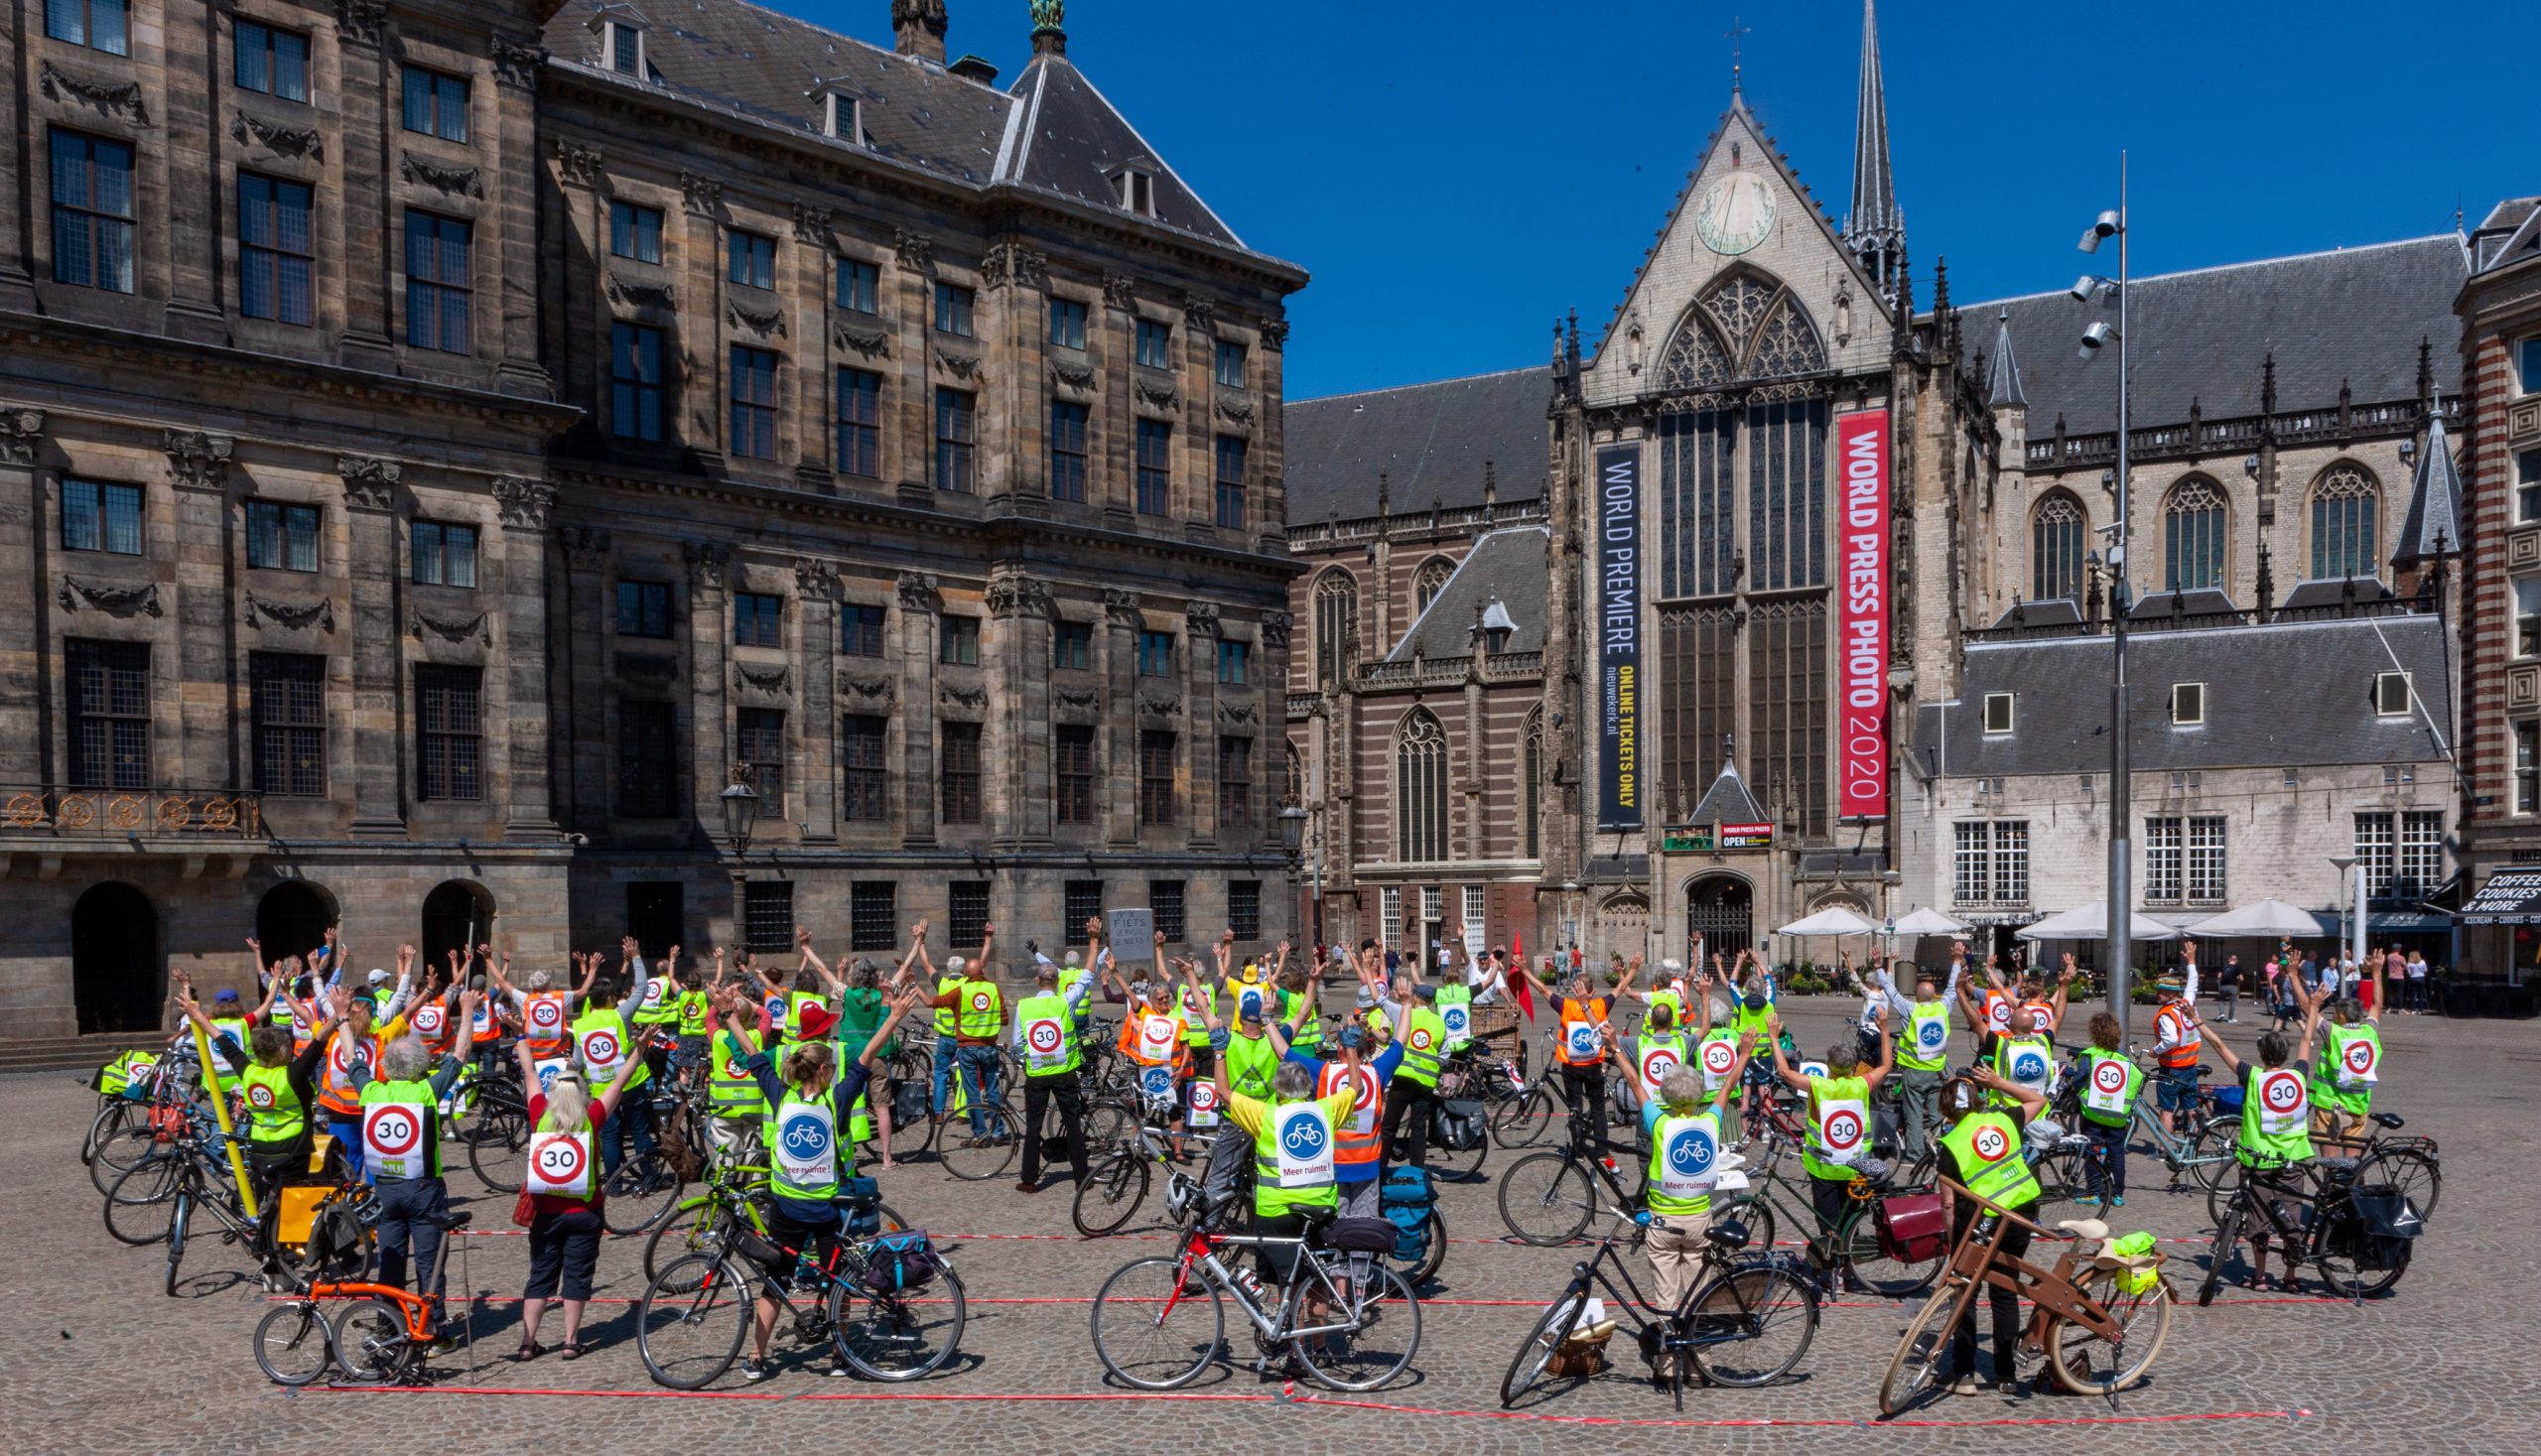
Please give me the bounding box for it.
[1690,760,1767,826]
[1911,612,2452,777]
[1984,309,2026,410]
[1283,368,1553,524]
[541,1,1248,251]
[1843,0,1901,244]
[1959,234,2469,434]
[1385,527,1549,663]
[2473,198,2541,272]
[2392,411,2464,563]
[2279,577,2395,611]
[2127,588,2237,620]
[1988,598,2079,629]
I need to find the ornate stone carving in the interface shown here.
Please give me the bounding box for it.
[1214,398,1255,426]
[934,349,980,380]
[335,0,388,48]
[1050,362,1097,392]
[1184,599,1220,635]
[893,228,933,270]
[408,606,489,644]
[0,408,45,465]
[616,651,679,682]
[842,676,894,702]
[1102,275,1137,313]
[232,113,323,160]
[491,476,556,528]
[728,301,787,338]
[986,570,1051,619]
[1054,688,1099,710]
[683,541,730,588]
[41,62,151,126]
[164,431,233,490]
[1260,610,1291,648]
[835,325,889,358]
[735,662,791,694]
[605,273,675,311]
[491,37,547,88]
[793,558,839,597]
[1259,318,1288,351]
[561,525,611,569]
[1135,380,1180,413]
[894,571,940,612]
[1102,588,1142,623]
[939,683,989,711]
[1140,698,1181,718]
[399,152,481,198]
[334,455,402,510]
[1182,293,1216,331]
[678,171,723,217]
[58,577,162,617]
[244,592,335,632]
[1218,702,1257,725]
[981,242,1048,292]
[555,139,604,188]
[792,203,833,245]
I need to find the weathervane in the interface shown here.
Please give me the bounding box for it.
[1726,16,1752,92]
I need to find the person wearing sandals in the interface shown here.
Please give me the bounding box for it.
[512,1031,647,1362]
[2207,971,2324,1293]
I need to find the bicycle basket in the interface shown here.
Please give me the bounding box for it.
[861,1230,940,1291]
[1875,1192,1949,1264]
[1328,1217,1400,1255]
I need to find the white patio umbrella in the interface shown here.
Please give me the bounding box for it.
[2177,898,2332,938]
[1888,907,1968,938]
[2015,903,2182,942]
[1776,906,1880,937]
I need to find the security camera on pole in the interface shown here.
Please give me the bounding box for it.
[2074,158,2133,1034]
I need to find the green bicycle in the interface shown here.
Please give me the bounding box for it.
[641,1157,906,1284]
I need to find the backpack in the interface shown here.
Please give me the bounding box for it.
[1380,1165,1434,1262]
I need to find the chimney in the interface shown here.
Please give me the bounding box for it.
[892,0,948,64]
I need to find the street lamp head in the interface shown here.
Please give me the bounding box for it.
[2070,275,2117,303]
[2078,321,2118,359]
[719,765,761,852]
[1277,798,1308,860]
[2329,854,2355,872]
[2078,209,2121,253]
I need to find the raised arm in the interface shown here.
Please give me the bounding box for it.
[858,989,923,1069]
[796,926,842,994]
[1765,1009,1809,1092]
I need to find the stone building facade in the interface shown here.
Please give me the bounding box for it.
[1,0,1303,1038]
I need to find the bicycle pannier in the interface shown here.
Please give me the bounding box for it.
[862,1229,941,1291]
[1328,1217,1401,1255]
[1876,1191,1949,1263]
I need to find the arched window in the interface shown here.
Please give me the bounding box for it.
[2311,463,2380,581]
[1312,568,1358,687]
[1412,556,1455,614]
[1522,705,1544,861]
[1745,293,1827,378]
[1396,709,1447,862]
[1284,741,1304,804]
[2163,478,2226,592]
[1659,313,1734,391]
[2031,491,2085,603]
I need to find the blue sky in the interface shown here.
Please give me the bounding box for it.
[801,0,2525,401]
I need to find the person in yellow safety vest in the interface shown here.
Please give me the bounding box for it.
[1889,963,1954,1160]
[351,1003,481,1343]
[1935,1068,2047,1396]
[1013,956,1097,1193]
[1176,931,1225,1079]
[175,971,336,1288]
[630,936,683,1081]
[1640,1049,1750,1382]
[571,958,654,1178]
[702,946,770,1171]
[1988,1006,2059,1122]
[1953,950,2015,1063]
[2073,1011,2146,1209]
[1213,1041,1358,1342]
[917,917,989,1124]
[1767,1004,1892,1290]
[2207,972,2325,1294]
[2311,959,2386,1142]
[928,925,1009,1145]
[1383,980,1449,1169]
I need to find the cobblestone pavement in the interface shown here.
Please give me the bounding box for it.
[2,997,2527,1454]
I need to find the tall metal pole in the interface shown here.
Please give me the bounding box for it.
[2105,151,2135,1035]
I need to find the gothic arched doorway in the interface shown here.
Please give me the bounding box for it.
[421,880,494,976]
[1686,875,1754,964]
[72,881,161,1033]
[256,880,337,969]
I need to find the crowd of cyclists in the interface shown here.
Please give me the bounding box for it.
[79,909,2435,1409]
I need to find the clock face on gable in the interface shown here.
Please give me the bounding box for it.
[1693,173,1776,257]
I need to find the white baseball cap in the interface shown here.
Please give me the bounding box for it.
[366,968,390,985]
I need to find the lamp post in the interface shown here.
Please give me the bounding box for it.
[720,764,761,948]
[2330,853,2356,970]
[1306,801,1327,950]
[1278,797,1309,944]
[2075,155,2133,1034]
[1560,878,1583,960]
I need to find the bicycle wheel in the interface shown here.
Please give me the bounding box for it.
[2359,1146,2441,1220]
[2029,1148,2081,1223]
[830,1261,966,1381]
[601,1149,685,1236]
[636,1255,750,1390]
[164,1189,194,1297]
[1080,1098,1138,1157]
[936,1103,1021,1182]
[84,1100,134,1166]
[252,1302,335,1386]
[1072,1152,1153,1238]
[642,1197,729,1285]
[2043,1267,2172,1396]
[2315,1201,2411,1299]
[1499,1284,1586,1407]
[1497,1152,1596,1246]
[1685,1258,1820,1388]
[1424,1121,1489,1183]
[467,1106,528,1194]
[1090,1256,1223,1390]
[2197,1196,2242,1307]
[1293,1260,1420,1392]
[2184,1122,2239,1191]
[1708,1193,1778,1259]
[90,1125,160,1195]
[329,1297,412,1383]
[103,1153,184,1246]
[1834,1200,1939,1299]
[1877,1278,1969,1415]
[2205,1160,2244,1228]
[1488,1085,1554,1149]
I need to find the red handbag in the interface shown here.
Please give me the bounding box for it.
[1876,1192,1948,1263]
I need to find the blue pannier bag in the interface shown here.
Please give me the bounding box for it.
[1380,1165,1434,1262]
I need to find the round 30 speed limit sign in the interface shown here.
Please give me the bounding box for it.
[1969,1122,2012,1164]
[584,1029,620,1066]
[2260,1069,2306,1115]
[528,998,564,1033]
[1701,1041,1736,1076]
[1820,1109,1865,1154]
[364,1105,423,1158]
[1027,1020,1064,1056]
[2093,1060,2129,1096]
[531,1135,588,1189]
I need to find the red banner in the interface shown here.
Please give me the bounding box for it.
[1835,409,1890,820]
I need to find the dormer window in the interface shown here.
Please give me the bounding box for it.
[606,21,643,76]
[1982,692,2015,734]
[1112,168,1155,216]
[2170,682,2206,728]
[824,92,861,144]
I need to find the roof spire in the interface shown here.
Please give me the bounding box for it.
[1842,0,1905,301]
[1986,308,2027,410]
[1029,0,1065,57]
[2393,405,2464,569]
[1725,15,1752,95]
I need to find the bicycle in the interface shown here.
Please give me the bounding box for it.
[1710,1133,1946,1299]
[1089,1203,1421,1390]
[253,1206,474,1385]
[454,1062,534,1194]
[636,1202,967,1387]
[107,1125,276,1297]
[2196,1151,2422,1303]
[642,1158,906,1284]
[2312,1111,2441,1219]
[1878,1182,2173,1414]
[1500,1223,1820,1410]
[1073,1118,1220,1238]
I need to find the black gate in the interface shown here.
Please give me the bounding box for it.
[1686,876,1754,966]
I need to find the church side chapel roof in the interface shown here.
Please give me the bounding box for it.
[1283,368,1553,524]
[2393,410,2464,564]
[1385,526,1550,663]
[1689,759,1766,826]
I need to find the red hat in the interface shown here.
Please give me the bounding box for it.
[797,1004,841,1040]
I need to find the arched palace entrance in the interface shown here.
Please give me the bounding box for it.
[1686,876,1755,964]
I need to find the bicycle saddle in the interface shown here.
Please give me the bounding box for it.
[2056,1218,2110,1241]
[2370,1112,2405,1129]
[1703,1221,1751,1251]
[430,1210,475,1231]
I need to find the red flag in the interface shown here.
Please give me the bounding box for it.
[1510,927,1536,1020]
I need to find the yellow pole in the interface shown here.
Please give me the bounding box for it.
[191,1022,258,1218]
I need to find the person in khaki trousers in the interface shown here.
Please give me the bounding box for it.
[1638,1055,1749,1384]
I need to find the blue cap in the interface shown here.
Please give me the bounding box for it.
[212,989,242,1006]
[1338,1024,1368,1051]
[1413,984,1438,1001]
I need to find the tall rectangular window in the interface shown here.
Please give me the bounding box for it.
[2398,811,2443,900]
[934,388,976,492]
[2144,816,2184,903]
[66,639,149,788]
[411,521,478,588]
[1217,735,1253,830]
[1135,419,1171,516]
[400,67,468,142]
[841,603,886,657]
[727,230,774,289]
[1379,886,1401,949]
[1048,298,1088,349]
[48,0,127,53]
[1138,729,1176,827]
[836,367,880,477]
[940,722,983,824]
[608,201,662,263]
[949,882,992,949]
[615,700,680,818]
[939,614,979,665]
[1746,398,1829,591]
[1056,724,1096,824]
[1150,880,1186,943]
[2519,449,2541,523]
[1213,435,1248,529]
[234,22,310,101]
[736,708,785,813]
[2187,817,2227,904]
[61,479,142,555]
[610,323,665,442]
[843,714,888,822]
[933,281,973,336]
[238,175,315,325]
[245,500,321,573]
[730,345,778,459]
[1952,821,1990,905]
[850,881,897,951]
[1994,821,2030,903]
[2522,722,2540,816]
[1228,880,1261,940]
[742,880,793,955]
[1049,400,1090,502]
[1216,639,1248,685]
[415,665,482,801]
[251,655,327,797]
[1215,338,1247,388]
[732,592,782,648]
[2353,812,2396,901]
[48,130,134,293]
[403,211,472,352]
[837,258,878,313]
[1135,319,1171,369]
[1052,621,1092,670]
[1137,631,1172,677]
[615,581,671,638]
[1064,881,1104,941]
